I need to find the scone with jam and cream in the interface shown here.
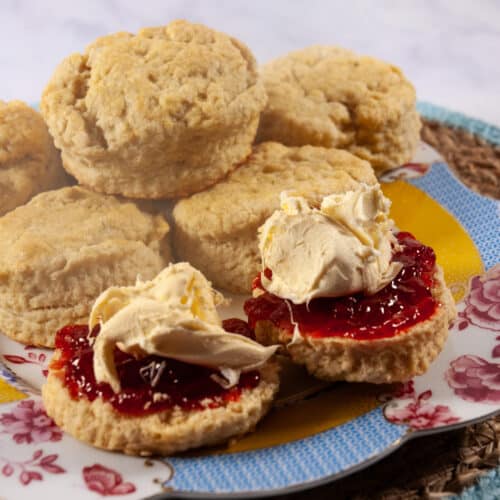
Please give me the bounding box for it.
[42,263,279,456]
[244,186,456,383]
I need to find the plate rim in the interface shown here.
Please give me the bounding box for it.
[145,408,500,500]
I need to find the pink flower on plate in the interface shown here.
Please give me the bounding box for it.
[458,265,500,332]
[493,336,500,358]
[3,347,49,377]
[385,390,460,430]
[379,380,416,403]
[83,464,136,496]
[445,355,500,403]
[393,380,415,399]
[0,449,65,486]
[0,399,62,444]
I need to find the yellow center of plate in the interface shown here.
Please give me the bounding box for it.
[382,181,483,301]
[0,378,27,404]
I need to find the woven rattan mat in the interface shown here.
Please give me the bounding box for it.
[278,119,500,500]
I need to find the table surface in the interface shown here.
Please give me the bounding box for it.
[0,0,499,127]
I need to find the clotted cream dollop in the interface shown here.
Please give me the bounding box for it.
[90,262,277,393]
[258,184,402,305]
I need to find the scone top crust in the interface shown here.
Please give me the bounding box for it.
[0,186,169,279]
[173,142,377,239]
[0,100,51,166]
[41,20,266,158]
[0,100,65,216]
[258,46,417,145]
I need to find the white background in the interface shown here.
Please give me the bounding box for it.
[0,0,499,125]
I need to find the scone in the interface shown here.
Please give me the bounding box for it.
[172,142,377,294]
[256,46,421,173]
[244,186,456,383]
[0,186,171,347]
[41,20,267,199]
[247,261,455,384]
[42,263,279,455]
[0,100,69,216]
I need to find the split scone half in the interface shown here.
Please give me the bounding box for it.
[173,142,377,294]
[42,263,279,455]
[256,46,421,174]
[0,186,171,347]
[244,188,456,384]
[248,264,455,383]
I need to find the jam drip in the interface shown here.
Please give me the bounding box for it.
[244,232,439,341]
[51,325,260,416]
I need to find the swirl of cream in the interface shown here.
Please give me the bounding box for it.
[90,262,277,393]
[259,184,402,304]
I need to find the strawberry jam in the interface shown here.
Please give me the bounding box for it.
[51,325,260,416]
[244,232,439,341]
[222,318,255,340]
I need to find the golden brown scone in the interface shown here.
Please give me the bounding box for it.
[0,186,171,346]
[254,267,456,383]
[172,142,377,294]
[42,360,279,456]
[0,100,69,216]
[256,46,421,173]
[41,20,267,199]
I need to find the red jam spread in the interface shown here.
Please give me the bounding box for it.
[244,232,439,341]
[222,318,256,340]
[51,325,260,416]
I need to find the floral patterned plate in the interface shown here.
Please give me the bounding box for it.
[0,103,499,499]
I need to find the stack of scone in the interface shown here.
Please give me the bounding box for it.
[0,19,267,346]
[0,19,455,457]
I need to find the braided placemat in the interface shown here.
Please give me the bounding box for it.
[421,119,500,200]
[279,119,500,500]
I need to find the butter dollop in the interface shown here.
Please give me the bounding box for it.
[259,184,402,304]
[90,262,277,393]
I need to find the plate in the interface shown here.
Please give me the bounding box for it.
[0,102,499,499]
